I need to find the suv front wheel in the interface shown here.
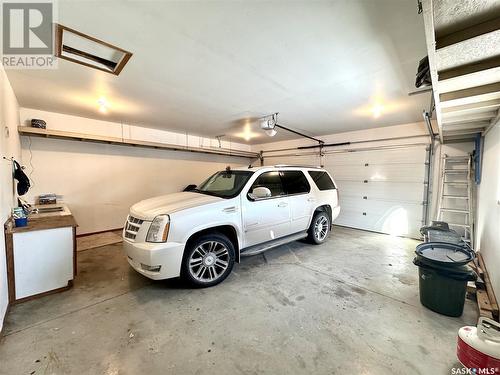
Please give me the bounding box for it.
[307,211,330,244]
[181,233,235,287]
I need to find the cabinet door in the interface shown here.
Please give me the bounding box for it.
[14,227,73,299]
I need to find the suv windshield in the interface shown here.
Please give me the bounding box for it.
[194,170,254,198]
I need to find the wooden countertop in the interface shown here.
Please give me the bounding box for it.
[4,204,78,234]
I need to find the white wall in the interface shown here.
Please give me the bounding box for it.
[19,109,253,235]
[0,66,21,332]
[476,120,500,298]
[254,121,432,154]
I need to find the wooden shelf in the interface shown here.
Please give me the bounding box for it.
[18,126,259,159]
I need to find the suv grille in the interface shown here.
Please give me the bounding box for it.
[125,215,144,240]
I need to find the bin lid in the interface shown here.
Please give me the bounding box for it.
[415,242,474,266]
[427,229,462,245]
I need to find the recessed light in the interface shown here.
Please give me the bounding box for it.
[235,123,260,141]
[371,103,384,118]
[97,97,108,113]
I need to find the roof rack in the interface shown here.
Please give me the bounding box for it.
[273,164,322,169]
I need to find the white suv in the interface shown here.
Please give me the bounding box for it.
[123,165,340,287]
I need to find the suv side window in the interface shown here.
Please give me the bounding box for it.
[248,171,285,199]
[280,171,310,195]
[308,171,336,190]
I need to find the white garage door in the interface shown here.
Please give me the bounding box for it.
[265,145,428,239]
[324,146,427,238]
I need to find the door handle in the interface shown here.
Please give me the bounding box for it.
[278,202,288,207]
[223,206,238,213]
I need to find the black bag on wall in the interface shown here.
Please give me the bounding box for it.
[13,160,31,196]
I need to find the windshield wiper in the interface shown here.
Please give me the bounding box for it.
[189,189,227,198]
[189,188,212,196]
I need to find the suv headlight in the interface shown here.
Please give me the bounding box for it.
[146,215,170,243]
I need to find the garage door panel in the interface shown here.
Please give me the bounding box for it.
[263,145,427,239]
[339,197,423,217]
[324,163,425,182]
[324,147,426,165]
[326,145,427,239]
[333,209,373,230]
[335,205,423,238]
[335,181,424,203]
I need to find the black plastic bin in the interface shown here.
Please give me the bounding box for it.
[413,242,476,317]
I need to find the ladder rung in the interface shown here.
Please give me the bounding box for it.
[440,155,474,249]
[441,208,469,214]
[444,169,468,173]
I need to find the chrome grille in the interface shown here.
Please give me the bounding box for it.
[125,215,144,241]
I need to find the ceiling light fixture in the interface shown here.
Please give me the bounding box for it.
[97,97,108,113]
[371,103,384,118]
[234,123,260,142]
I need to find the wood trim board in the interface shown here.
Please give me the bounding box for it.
[12,284,72,305]
[18,126,259,159]
[4,228,16,304]
[76,227,123,238]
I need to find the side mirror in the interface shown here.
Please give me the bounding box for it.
[183,184,197,192]
[250,187,271,200]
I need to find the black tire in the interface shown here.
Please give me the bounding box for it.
[307,211,331,244]
[181,233,235,287]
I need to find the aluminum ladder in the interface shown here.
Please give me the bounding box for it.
[437,154,474,247]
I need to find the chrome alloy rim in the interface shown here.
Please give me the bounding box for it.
[314,216,329,241]
[188,241,229,282]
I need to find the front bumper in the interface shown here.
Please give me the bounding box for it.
[332,205,341,221]
[123,239,185,280]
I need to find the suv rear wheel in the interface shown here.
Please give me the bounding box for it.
[307,211,330,244]
[181,233,235,287]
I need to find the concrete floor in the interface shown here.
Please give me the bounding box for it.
[0,226,477,374]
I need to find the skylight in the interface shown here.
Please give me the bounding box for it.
[55,24,132,75]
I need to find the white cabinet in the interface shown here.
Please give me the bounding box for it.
[13,227,74,300]
[4,205,77,303]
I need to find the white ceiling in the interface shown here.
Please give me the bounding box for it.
[6,0,430,144]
